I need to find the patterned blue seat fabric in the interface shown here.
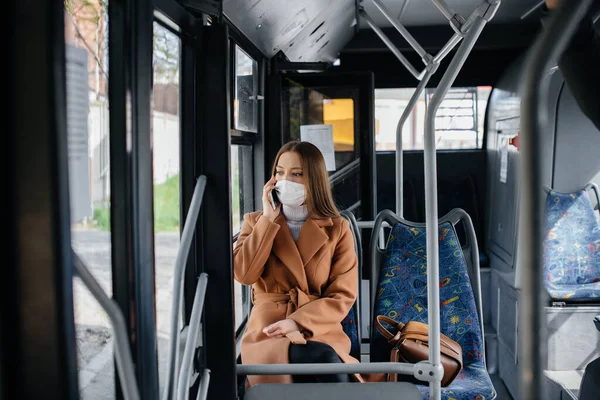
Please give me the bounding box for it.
[341,306,360,360]
[544,189,600,300]
[371,222,495,400]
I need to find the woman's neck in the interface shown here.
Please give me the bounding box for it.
[282,205,308,241]
[282,205,309,222]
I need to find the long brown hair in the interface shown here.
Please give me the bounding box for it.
[271,140,339,219]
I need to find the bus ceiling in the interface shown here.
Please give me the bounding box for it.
[220,0,547,64]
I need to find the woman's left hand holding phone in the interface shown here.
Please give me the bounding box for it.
[262,176,281,222]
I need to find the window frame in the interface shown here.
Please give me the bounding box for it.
[231,45,260,134]
[225,20,267,336]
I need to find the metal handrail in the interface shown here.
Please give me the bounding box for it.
[370,0,430,61]
[359,8,423,80]
[177,273,209,400]
[163,175,207,400]
[238,362,417,378]
[72,252,140,400]
[432,0,467,34]
[423,12,494,398]
[586,183,600,211]
[359,1,501,397]
[394,68,436,217]
[363,0,499,219]
[329,158,361,186]
[518,1,594,398]
[195,369,211,400]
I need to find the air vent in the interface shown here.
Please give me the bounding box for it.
[315,32,327,43]
[318,40,330,52]
[310,21,325,36]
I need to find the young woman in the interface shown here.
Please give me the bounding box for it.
[233,140,362,387]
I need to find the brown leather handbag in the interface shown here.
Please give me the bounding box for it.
[375,315,463,387]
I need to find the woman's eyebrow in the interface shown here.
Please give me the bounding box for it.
[276,166,303,170]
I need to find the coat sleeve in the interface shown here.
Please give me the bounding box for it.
[287,220,358,338]
[542,7,600,130]
[233,213,280,285]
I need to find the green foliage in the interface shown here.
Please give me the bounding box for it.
[93,205,110,230]
[154,174,180,232]
[91,174,181,232]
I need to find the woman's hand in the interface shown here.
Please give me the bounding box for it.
[262,176,281,222]
[263,319,300,338]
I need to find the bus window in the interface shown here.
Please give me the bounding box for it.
[152,21,181,392]
[231,144,254,235]
[234,46,258,133]
[64,1,114,398]
[231,43,260,333]
[375,86,492,151]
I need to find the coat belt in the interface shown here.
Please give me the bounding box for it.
[253,287,319,317]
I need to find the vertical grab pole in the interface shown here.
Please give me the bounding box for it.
[518,1,593,398]
[423,15,489,400]
[396,68,437,217]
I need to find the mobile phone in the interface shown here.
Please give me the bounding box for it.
[268,188,279,210]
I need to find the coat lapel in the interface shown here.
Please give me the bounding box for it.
[272,214,308,290]
[296,218,332,266]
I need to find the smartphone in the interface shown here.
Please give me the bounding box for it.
[268,188,279,210]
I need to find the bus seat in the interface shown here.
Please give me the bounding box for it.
[341,307,360,360]
[543,184,600,301]
[369,209,495,400]
[340,209,363,360]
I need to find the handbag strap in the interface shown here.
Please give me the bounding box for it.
[375,315,405,342]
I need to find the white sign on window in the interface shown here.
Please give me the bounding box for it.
[300,124,336,171]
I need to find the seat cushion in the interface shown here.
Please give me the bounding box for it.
[371,222,495,399]
[544,189,600,300]
[419,363,496,399]
[341,307,360,360]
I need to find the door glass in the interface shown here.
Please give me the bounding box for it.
[231,144,254,234]
[152,21,181,392]
[282,82,361,214]
[64,2,114,398]
[231,143,254,332]
[282,82,359,171]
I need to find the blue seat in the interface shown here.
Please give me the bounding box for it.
[341,307,360,360]
[340,210,363,360]
[543,184,600,301]
[369,209,495,400]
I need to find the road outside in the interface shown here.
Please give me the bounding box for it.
[72,229,179,399]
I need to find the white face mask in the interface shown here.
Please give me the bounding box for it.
[275,180,305,207]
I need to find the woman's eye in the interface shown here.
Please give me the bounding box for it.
[293,173,302,177]
[276,171,283,175]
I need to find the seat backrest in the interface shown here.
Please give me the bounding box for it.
[543,183,600,300]
[369,209,486,369]
[340,210,362,359]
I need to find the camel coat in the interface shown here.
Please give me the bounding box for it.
[234,211,362,386]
